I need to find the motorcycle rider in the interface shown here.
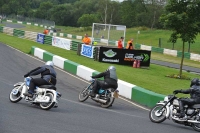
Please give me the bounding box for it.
[90,66,118,97]
[173,78,200,119]
[23,61,57,98]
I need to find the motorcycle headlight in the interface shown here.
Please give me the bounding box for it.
[164,96,169,102]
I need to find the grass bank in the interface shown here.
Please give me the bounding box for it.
[1,21,200,54]
[0,33,199,96]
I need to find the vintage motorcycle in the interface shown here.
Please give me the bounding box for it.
[9,77,61,110]
[78,79,119,108]
[149,92,200,132]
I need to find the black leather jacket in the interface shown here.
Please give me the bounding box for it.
[26,65,57,85]
[92,69,118,89]
[181,85,200,102]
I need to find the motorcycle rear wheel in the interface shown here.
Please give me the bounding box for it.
[192,123,200,132]
[9,85,22,103]
[39,92,55,110]
[100,97,115,108]
[149,104,167,123]
[78,86,89,102]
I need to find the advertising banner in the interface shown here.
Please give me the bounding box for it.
[52,36,71,50]
[36,33,45,44]
[99,47,151,67]
[81,44,94,58]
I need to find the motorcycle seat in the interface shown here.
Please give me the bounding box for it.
[191,104,200,109]
[39,85,57,90]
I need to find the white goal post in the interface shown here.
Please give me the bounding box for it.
[91,23,126,46]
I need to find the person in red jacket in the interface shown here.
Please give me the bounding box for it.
[118,37,124,49]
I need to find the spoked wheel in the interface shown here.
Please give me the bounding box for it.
[39,92,55,110]
[9,86,22,103]
[192,123,200,132]
[149,104,167,123]
[100,93,115,108]
[78,86,89,102]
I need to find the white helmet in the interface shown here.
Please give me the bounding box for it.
[45,61,54,67]
[108,66,116,71]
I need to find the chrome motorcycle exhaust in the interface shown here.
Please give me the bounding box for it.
[92,97,107,103]
[187,120,200,124]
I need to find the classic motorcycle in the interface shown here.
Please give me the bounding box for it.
[149,92,200,132]
[9,77,61,110]
[78,79,119,108]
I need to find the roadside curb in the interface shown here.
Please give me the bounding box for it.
[31,46,165,108]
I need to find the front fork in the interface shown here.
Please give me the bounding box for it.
[14,82,27,98]
[157,102,171,119]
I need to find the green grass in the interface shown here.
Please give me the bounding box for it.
[2,22,200,54]
[0,33,199,96]
[22,25,200,54]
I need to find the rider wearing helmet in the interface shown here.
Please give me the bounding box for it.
[23,61,57,98]
[90,66,118,97]
[173,78,200,118]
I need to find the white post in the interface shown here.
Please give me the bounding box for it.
[123,26,126,48]
[107,24,111,46]
[91,23,95,46]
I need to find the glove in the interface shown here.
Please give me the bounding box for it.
[24,73,29,78]
[173,90,181,94]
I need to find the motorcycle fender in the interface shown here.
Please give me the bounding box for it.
[14,82,24,87]
[45,89,57,103]
[21,85,27,98]
[156,102,170,118]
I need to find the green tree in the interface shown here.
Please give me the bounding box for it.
[77,14,99,27]
[160,0,200,78]
[50,4,73,26]
[120,0,136,27]
[1,4,10,15]
[34,2,53,19]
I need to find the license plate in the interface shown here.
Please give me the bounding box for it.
[113,91,119,98]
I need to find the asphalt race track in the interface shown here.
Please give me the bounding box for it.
[0,43,197,133]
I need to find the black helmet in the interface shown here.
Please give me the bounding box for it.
[190,78,200,87]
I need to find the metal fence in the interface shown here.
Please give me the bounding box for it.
[6,15,55,27]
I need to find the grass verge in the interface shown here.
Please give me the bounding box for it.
[0,33,199,96]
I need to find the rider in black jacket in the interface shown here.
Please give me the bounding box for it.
[23,61,57,98]
[90,66,118,97]
[173,78,200,118]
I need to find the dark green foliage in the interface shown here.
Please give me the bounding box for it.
[0,0,166,28]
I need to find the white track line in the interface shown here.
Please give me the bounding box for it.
[7,45,149,111]
[61,97,146,119]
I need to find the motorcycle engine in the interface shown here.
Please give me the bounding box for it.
[186,109,195,116]
[172,99,180,116]
[173,99,179,106]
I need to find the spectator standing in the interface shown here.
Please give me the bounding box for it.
[43,29,49,35]
[126,39,134,50]
[118,37,124,49]
[82,33,91,45]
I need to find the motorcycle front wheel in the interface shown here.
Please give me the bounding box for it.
[78,86,89,102]
[149,104,167,123]
[9,85,22,103]
[39,92,55,110]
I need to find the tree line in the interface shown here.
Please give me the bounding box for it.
[0,0,166,28]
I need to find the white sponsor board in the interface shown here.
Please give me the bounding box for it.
[52,36,71,50]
